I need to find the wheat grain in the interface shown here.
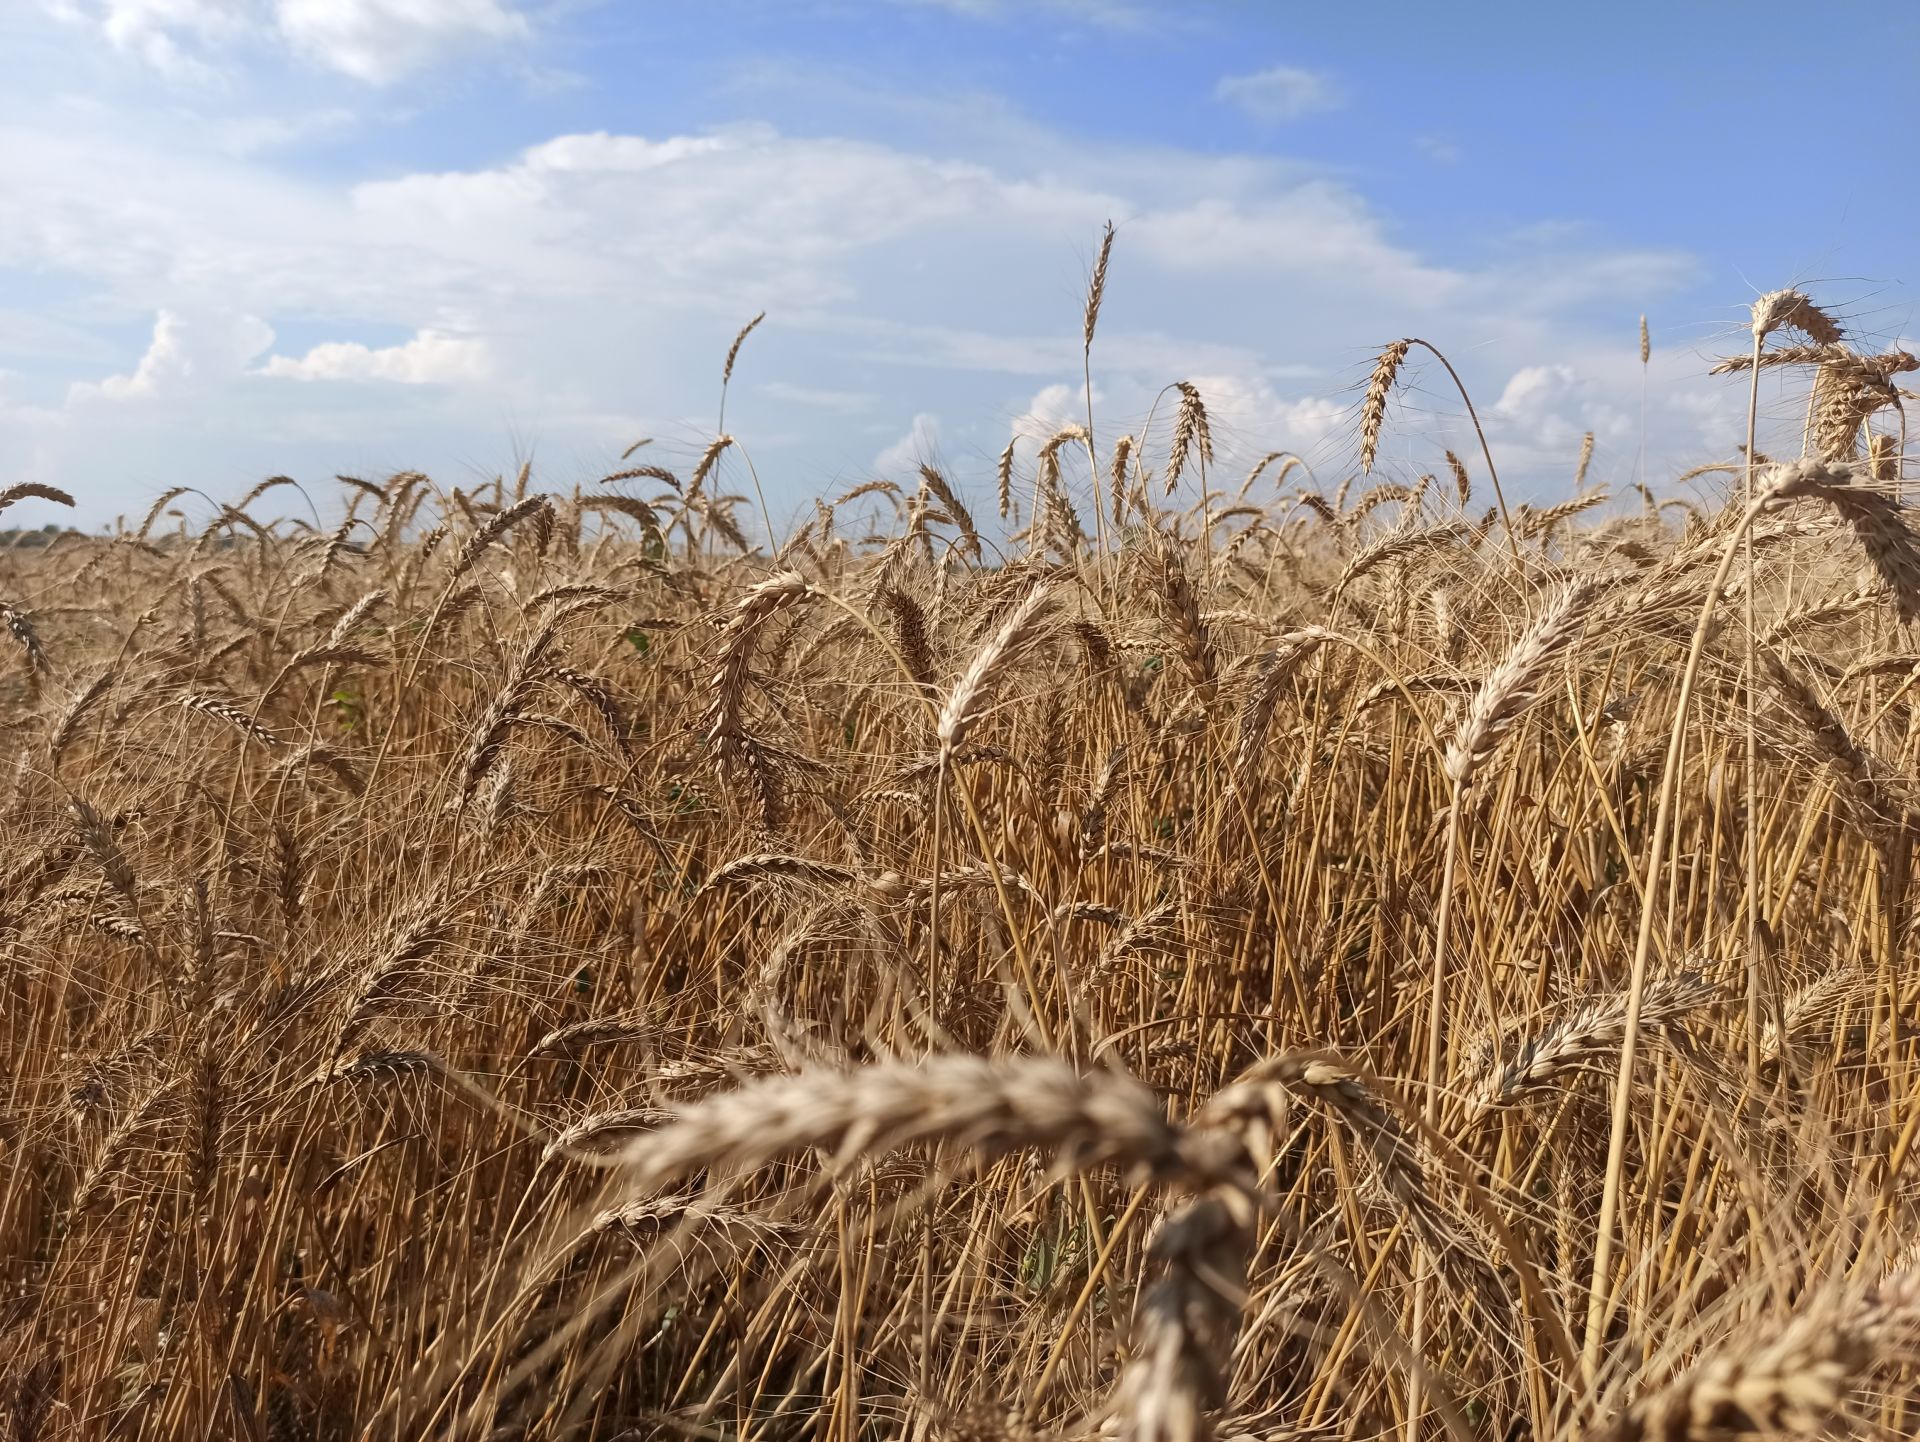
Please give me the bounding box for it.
[1445,578,1607,785]
[723,311,766,387]
[1359,341,1411,474]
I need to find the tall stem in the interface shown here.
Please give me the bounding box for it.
[1407,339,1520,566]
[1743,331,1763,1081]
[1581,491,1773,1378]
[1407,772,1468,1442]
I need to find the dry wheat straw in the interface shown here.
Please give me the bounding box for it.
[3,602,51,675]
[996,438,1018,520]
[918,465,981,556]
[181,692,280,748]
[1750,289,1843,345]
[18,273,1920,1442]
[1113,1188,1254,1442]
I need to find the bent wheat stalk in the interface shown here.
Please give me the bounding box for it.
[1360,337,1519,563]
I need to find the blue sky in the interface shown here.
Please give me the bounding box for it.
[3,0,1915,530]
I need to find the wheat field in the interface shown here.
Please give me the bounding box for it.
[4,284,1920,1442]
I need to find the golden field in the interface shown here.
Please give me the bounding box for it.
[3,286,1920,1442]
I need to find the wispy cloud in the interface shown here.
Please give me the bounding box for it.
[1214,64,1343,122]
[763,380,874,413]
[69,309,275,404]
[212,106,360,156]
[891,0,1157,28]
[276,0,528,85]
[42,0,531,84]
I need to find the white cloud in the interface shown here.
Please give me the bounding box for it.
[42,0,528,82]
[1187,373,1349,454]
[873,411,940,473]
[45,0,247,78]
[1476,237,1698,314]
[1415,135,1461,165]
[346,126,1109,309]
[1491,364,1629,446]
[1131,188,1461,304]
[1214,64,1343,122]
[70,308,275,403]
[260,329,492,383]
[275,0,527,84]
[1011,375,1342,479]
[1013,381,1096,445]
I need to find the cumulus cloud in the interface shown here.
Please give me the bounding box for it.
[873,411,940,473]
[70,308,275,403]
[1490,363,1631,456]
[1214,64,1343,122]
[259,329,492,384]
[1013,382,1091,445]
[1187,373,1350,455]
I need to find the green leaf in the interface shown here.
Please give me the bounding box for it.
[328,687,363,731]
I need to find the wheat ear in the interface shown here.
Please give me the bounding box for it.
[616,1054,1238,1194]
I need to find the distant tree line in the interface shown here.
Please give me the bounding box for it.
[1,524,75,547]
